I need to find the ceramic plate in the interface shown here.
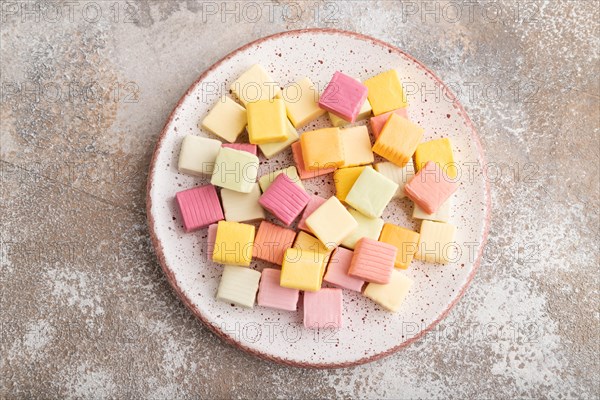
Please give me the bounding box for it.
[147,29,490,368]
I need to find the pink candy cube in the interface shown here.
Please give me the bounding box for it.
[291,142,335,180]
[349,238,396,284]
[206,223,218,260]
[257,268,300,311]
[259,174,310,226]
[303,288,343,329]
[404,161,458,214]
[297,195,327,232]
[222,143,258,156]
[175,185,224,232]
[370,108,409,138]
[323,247,365,292]
[318,72,368,123]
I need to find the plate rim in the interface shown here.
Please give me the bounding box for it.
[146,28,491,369]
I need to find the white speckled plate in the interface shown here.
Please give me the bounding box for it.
[147,29,490,368]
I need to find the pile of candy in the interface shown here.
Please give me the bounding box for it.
[174,65,458,329]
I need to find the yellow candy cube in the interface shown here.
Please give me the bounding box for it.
[364,269,414,312]
[378,223,420,269]
[230,64,281,105]
[305,197,358,250]
[333,166,367,202]
[293,231,332,284]
[283,77,326,128]
[246,99,288,144]
[280,248,325,292]
[414,138,457,179]
[415,220,456,264]
[201,96,247,143]
[364,69,407,115]
[340,126,374,167]
[372,114,424,167]
[300,127,344,171]
[212,221,255,267]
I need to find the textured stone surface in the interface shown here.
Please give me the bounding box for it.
[1,0,598,398]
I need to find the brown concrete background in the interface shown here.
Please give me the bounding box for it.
[1,1,598,398]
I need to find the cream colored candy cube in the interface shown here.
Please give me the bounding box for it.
[216,265,261,308]
[283,77,326,128]
[329,96,372,127]
[258,119,299,159]
[374,161,415,198]
[221,183,265,222]
[340,126,374,167]
[201,96,247,143]
[210,147,259,193]
[415,220,456,264]
[413,198,451,223]
[258,166,304,192]
[363,270,414,312]
[177,135,222,176]
[341,208,384,249]
[306,197,358,249]
[230,64,281,105]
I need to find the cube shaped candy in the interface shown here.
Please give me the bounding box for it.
[246,98,288,144]
[282,77,326,128]
[340,126,374,168]
[280,248,325,292]
[258,166,304,192]
[413,198,451,223]
[252,221,296,265]
[372,113,424,167]
[177,135,222,176]
[220,183,265,222]
[334,166,367,203]
[378,223,420,269]
[323,247,365,292]
[404,161,458,214]
[364,69,407,115]
[257,268,299,311]
[222,143,257,156]
[349,238,396,284]
[259,174,310,226]
[374,161,415,199]
[212,221,255,267]
[414,138,457,179]
[230,64,281,105]
[293,231,334,267]
[370,108,409,138]
[211,147,259,193]
[329,97,372,127]
[340,208,384,250]
[300,127,344,171]
[293,232,331,286]
[201,96,247,143]
[345,167,398,218]
[297,195,327,232]
[303,288,343,329]
[258,119,299,159]
[291,141,335,180]
[363,270,414,312]
[319,71,368,123]
[415,220,456,264]
[306,197,358,249]
[175,185,223,232]
[216,265,261,308]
